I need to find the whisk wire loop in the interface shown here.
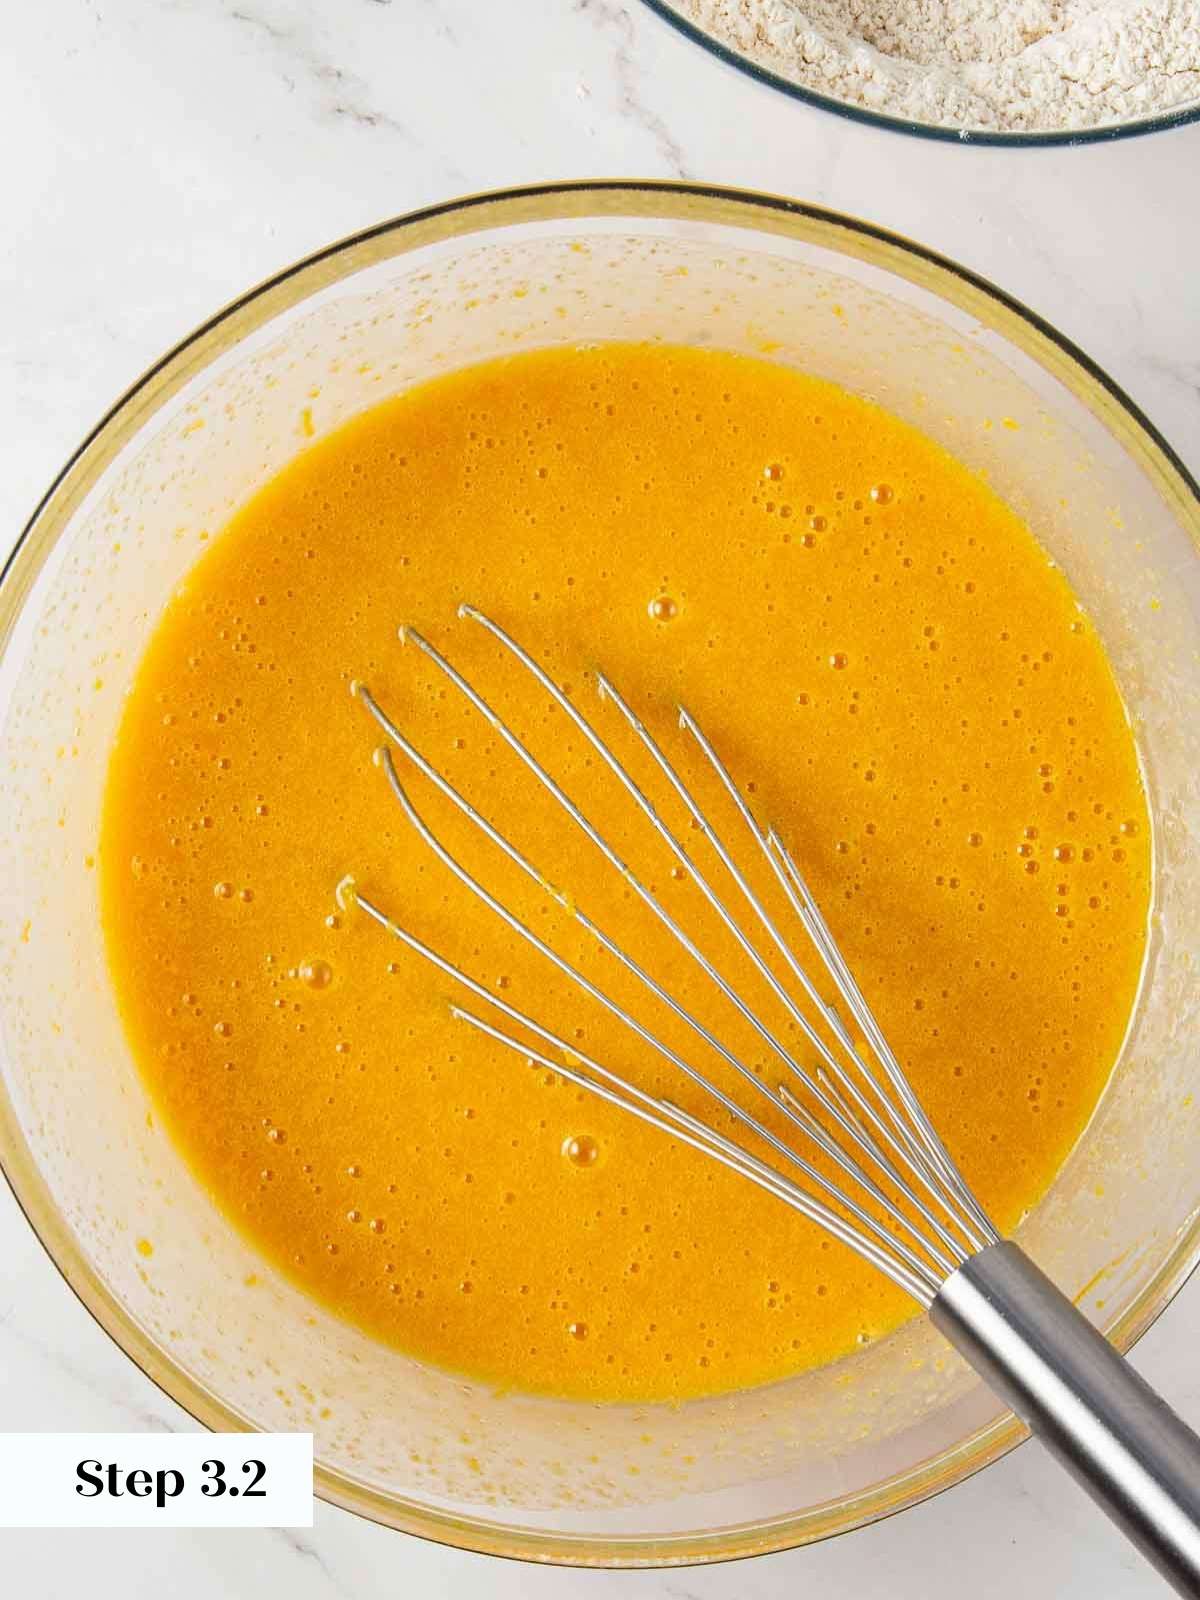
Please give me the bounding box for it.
[348,608,999,1304]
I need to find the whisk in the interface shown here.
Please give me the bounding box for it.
[345,605,1200,1596]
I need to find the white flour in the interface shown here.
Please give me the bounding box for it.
[677,0,1200,132]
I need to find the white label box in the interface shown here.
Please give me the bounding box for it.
[0,1433,313,1527]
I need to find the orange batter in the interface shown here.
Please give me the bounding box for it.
[101,344,1150,1402]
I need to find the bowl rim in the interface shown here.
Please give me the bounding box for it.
[636,0,1200,147]
[2,179,1199,1567]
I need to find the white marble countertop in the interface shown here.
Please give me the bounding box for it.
[2,2,1198,1595]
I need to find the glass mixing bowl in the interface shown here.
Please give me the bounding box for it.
[1,182,1198,1566]
[639,0,1200,146]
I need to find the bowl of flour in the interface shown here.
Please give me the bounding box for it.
[644,0,1200,140]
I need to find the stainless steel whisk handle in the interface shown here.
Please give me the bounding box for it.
[933,1242,1200,1596]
